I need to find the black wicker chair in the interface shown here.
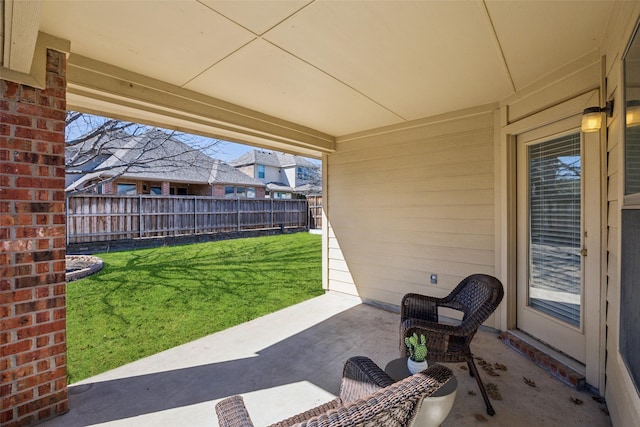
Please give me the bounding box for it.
[400,274,504,415]
[216,356,453,427]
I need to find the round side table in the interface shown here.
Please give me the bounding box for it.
[384,358,457,427]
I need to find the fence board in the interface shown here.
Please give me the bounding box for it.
[308,195,323,229]
[66,195,314,244]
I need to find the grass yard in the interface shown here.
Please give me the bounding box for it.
[66,232,322,383]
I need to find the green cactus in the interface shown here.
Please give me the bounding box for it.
[405,333,428,362]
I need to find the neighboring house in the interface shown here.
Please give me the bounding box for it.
[229,150,321,199]
[66,130,266,198]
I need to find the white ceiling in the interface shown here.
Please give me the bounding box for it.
[37,0,616,138]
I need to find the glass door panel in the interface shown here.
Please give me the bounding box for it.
[527,133,582,327]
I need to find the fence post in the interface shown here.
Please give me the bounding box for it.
[139,195,143,238]
[271,198,274,229]
[194,196,197,235]
[65,196,69,246]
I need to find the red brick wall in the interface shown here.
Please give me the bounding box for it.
[101,181,115,195]
[0,50,69,427]
[161,181,170,195]
[212,184,225,197]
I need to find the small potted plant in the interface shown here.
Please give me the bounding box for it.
[405,332,428,374]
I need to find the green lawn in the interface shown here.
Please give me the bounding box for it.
[66,233,323,383]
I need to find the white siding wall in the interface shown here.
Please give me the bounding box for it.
[602,3,640,426]
[264,165,281,184]
[326,110,496,317]
[283,167,296,187]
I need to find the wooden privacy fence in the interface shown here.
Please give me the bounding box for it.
[307,195,322,229]
[66,195,315,244]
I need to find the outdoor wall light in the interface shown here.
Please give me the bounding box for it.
[581,100,614,133]
[627,100,640,127]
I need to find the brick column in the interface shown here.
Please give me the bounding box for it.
[102,181,115,195]
[161,181,170,195]
[1,50,69,426]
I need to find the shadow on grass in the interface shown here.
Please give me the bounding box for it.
[66,234,323,383]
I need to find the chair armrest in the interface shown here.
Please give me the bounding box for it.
[216,395,255,427]
[401,293,439,323]
[339,356,396,403]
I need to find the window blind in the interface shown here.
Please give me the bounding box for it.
[528,133,581,327]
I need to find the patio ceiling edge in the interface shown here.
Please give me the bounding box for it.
[66,53,335,159]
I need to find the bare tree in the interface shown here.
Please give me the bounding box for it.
[65,111,223,194]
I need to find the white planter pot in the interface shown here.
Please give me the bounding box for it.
[407,358,428,375]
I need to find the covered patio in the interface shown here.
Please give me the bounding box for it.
[40,293,609,427]
[3,1,640,426]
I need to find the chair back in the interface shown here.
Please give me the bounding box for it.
[449,274,504,327]
[297,364,453,427]
[398,275,503,416]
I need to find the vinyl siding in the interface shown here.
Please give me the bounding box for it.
[326,227,357,295]
[603,2,640,424]
[326,110,496,314]
[265,165,282,184]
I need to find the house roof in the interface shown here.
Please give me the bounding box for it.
[229,150,320,169]
[8,2,618,158]
[264,182,322,196]
[65,129,133,164]
[293,183,322,196]
[66,130,264,191]
[65,129,134,183]
[266,183,293,193]
[92,130,216,183]
[208,159,265,187]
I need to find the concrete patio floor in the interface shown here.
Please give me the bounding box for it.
[42,292,611,427]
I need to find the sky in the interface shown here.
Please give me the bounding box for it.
[214,140,258,162]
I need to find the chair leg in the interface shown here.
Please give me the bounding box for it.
[466,356,495,416]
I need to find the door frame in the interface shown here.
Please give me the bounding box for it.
[515,119,600,364]
[498,91,604,388]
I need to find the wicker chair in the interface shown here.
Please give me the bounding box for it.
[400,274,504,416]
[215,356,453,427]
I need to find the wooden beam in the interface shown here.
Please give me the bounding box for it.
[3,0,42,73]
[67,54,336,157]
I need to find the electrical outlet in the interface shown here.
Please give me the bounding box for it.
[430,274,437,284]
